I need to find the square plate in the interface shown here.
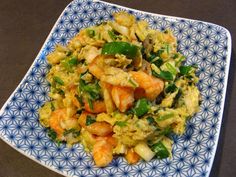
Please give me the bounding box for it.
[0,0,232,176]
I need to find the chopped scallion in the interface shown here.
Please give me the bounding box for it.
[166,63,177,75]
[87,29,95,38]
[115,121,127,127]
[146,116,155,124]
[108,30,118,41]
[50,102,55,111]
[151,141,170,159]
[152,70,173,81]
[157,113,174,121]
[48,128,57,141]
[133,98,150,117]
[86,115,96,126]
[165,84,177,94]
[53,76,64,85]
[179,65,192,75]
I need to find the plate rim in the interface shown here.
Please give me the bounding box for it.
[0,0,232,176]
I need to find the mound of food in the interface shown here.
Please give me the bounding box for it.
[39,12,200,167]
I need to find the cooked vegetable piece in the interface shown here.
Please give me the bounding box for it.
[147,50,164,68]
[86,115,96,126]
[68,57,78,65]
[173,53,179,59]
[115,121,127,127]
[153,58,163,68]
[166,63,177,75]
[158,126,172,136]
[87,98,93,110]
[102,42,139,59]
[157,113,174,121]
[48,128,57,141]
[133,98,149,117]
[108,30,118,41]
[75,95,84,106]
[151,141,170,159]
[152,70,173,81]
[176,56,186,66]
[87,29,95,37]
[62,56,79,72]
[134,142,155,161]
[179,65,192,75]
[146,116,155,124]
[165,84,177,94]
[166,44,170,54]
[79,79,101,100]
[57,89,65,95]
[50,102,55,111]
[172,89,182,107]
[148,50,164,61]
[53,76,64,85]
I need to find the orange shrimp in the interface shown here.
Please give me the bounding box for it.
[49,109,66,137]
[84,100,106,113]
[78,111,94,128]
[134,87,146,100]
[129,71,164,100]
[125,148,140,165]
[111,86,135,112]
[87,121,113,136]
[92,139,113,167]
[96,135,117,148]
[49,109,78,138]
[78,112,113,136]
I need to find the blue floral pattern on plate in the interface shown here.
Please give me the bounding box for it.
[0,0,231,176]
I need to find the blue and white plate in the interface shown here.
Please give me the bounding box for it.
[0,0,232,176]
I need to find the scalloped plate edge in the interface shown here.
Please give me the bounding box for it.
[0,0,232,177]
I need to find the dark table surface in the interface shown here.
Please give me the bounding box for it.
[0,0,235,177]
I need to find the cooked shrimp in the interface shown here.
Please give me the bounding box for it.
[49,109,66,137]
[92,139,113,167]
[96,135,117,148]
[87,121,113,136]
[129,71,164,100]
[125,148,140,164]
[134,87,146,100]
[78,111,93,128]
[111,86,135,112]
[84,100,106,114]
[78,112,113,136]
[49,109,78,138]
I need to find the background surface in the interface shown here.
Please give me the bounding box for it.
[0,0,235,177]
